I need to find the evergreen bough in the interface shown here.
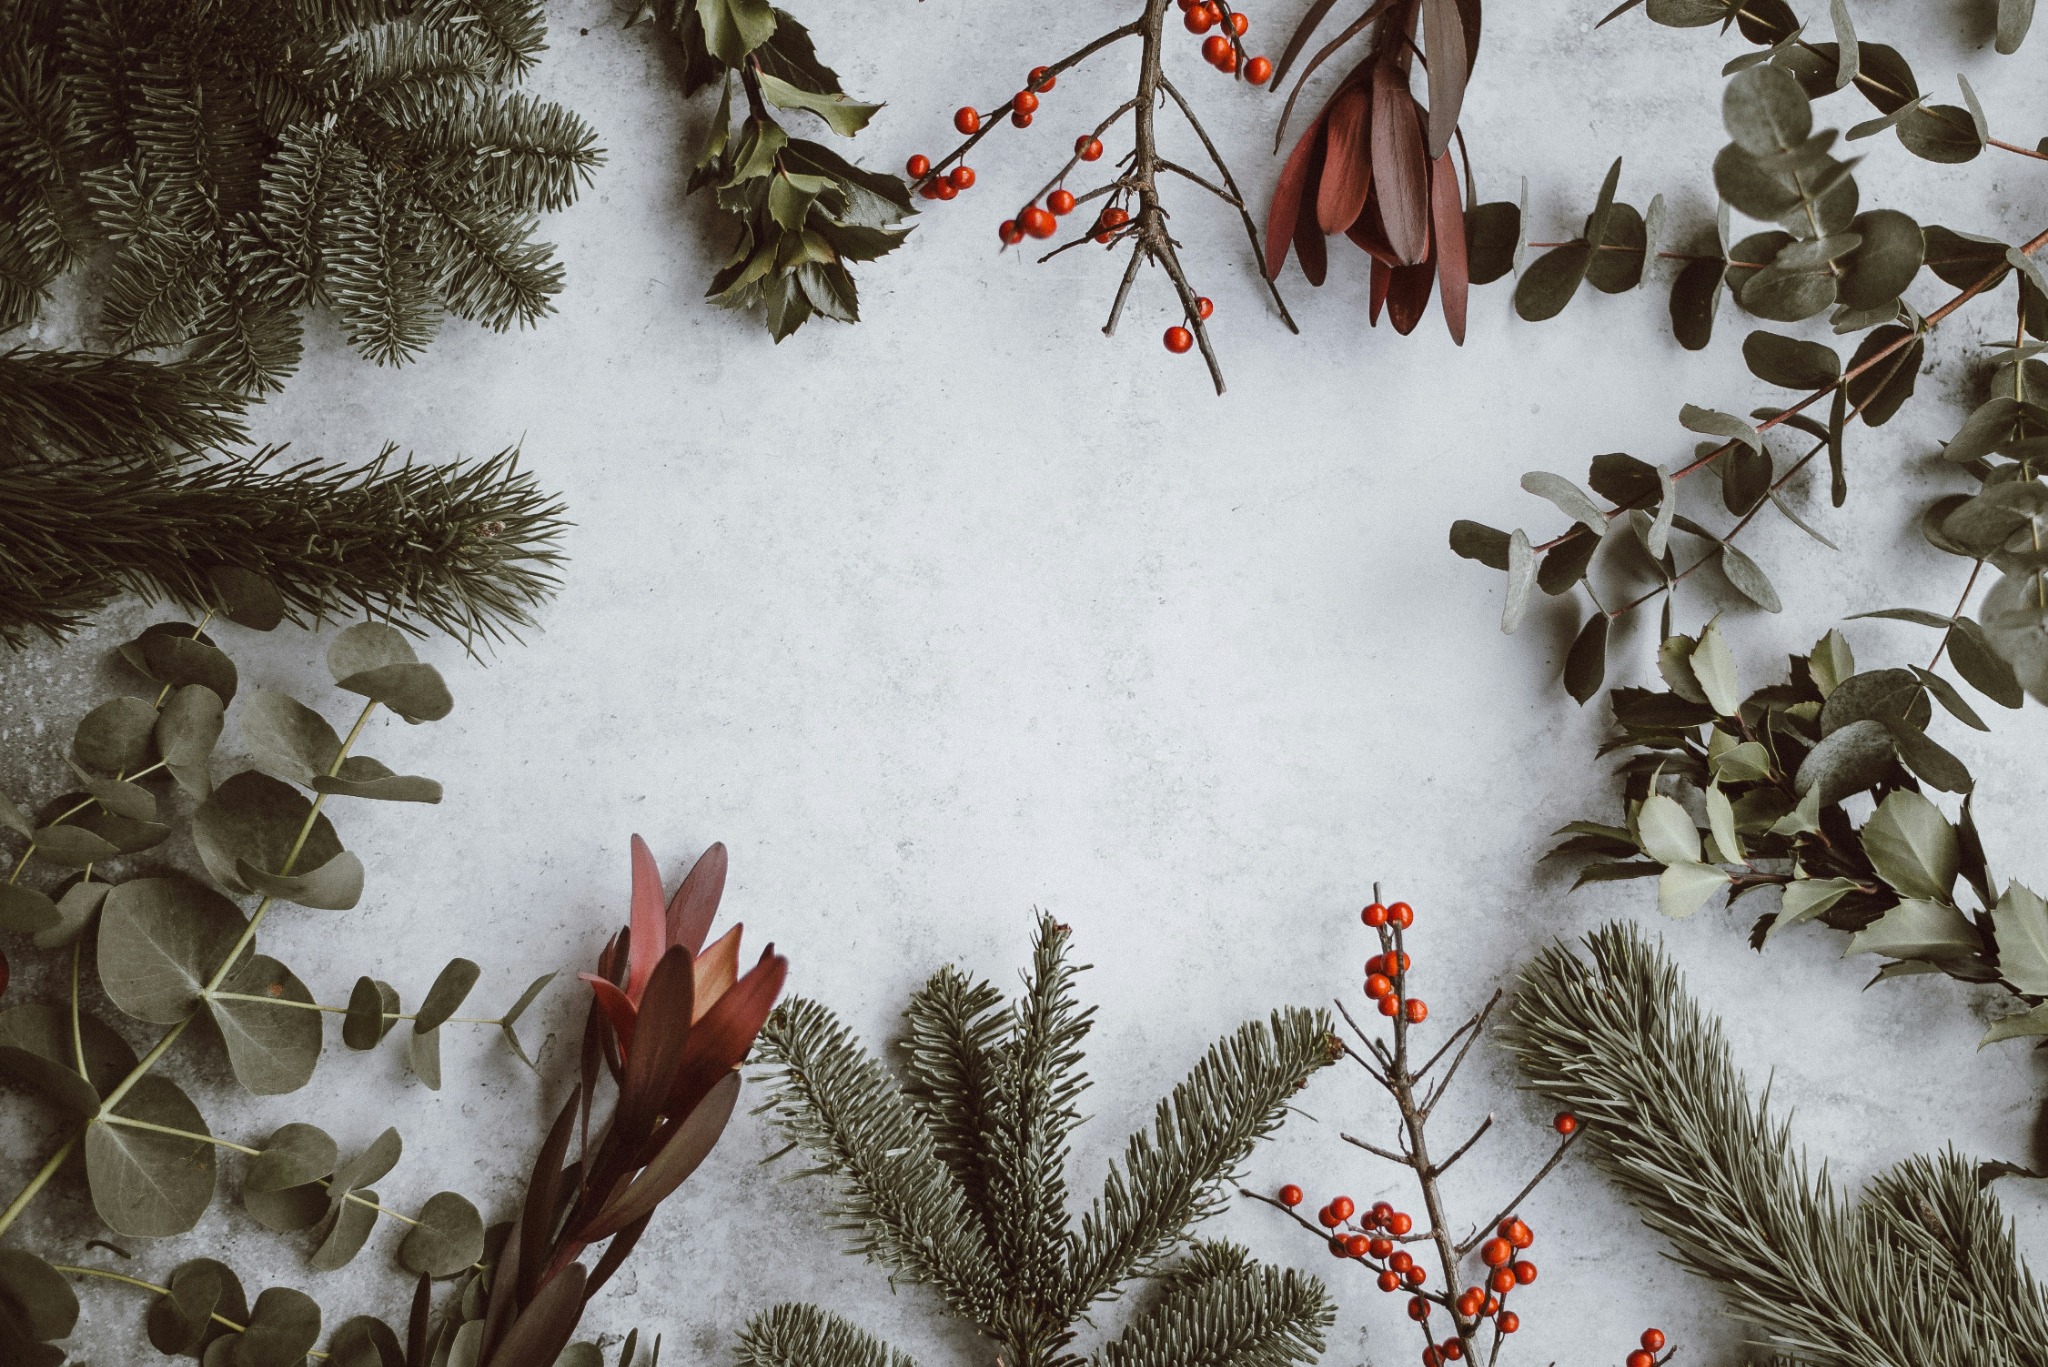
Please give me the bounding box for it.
[737,914,1338,1367]
[1503,921,2048,1367]
[0,0,602,393]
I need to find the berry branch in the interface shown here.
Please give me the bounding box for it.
[903,0,1292,394]
[1247,890,1674,1367]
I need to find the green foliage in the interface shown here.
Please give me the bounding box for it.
[0,0,602,392]
[1504,921,2048,1366]
[1,346,568,647]
[742,914,1337,1367]
[628,0,912,339]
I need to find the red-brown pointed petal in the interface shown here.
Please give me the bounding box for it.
[1369,254,1390,326]
[1387,256,1436,335]
[626,835,664,1004]
[1421,0,1470,159]
[579,973,638,1058]
[1371,65,1431,265]
[1346,187,1400,268]
[614,945,697,1145]
[578,1072,741,1243]
[692,923,742,1022]
[487,1263,585,1367]
[658,945,788,1128]
[1430,150,1468,344]
[665,841,726,955]
[1266,109,1329,280]
[1315,85,1372,235]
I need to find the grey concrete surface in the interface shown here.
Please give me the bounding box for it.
[7,1,2048,1363]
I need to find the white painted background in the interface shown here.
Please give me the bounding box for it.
[9,0,2048,1362]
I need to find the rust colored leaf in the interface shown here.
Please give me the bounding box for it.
[516,1089,580,1304]
[615,946,697,1145]
[1369,254,1391,325]
[580,1073,741,1241]
[1430,150,1468,343]
[1387,254,1437,335]
[578,974,637,1058]
[1267,112,1328,280]
[692,923,742,1021]
[625,835,665,1001]
[1370,62,1431,265]
[1316,85,1373,235]
[664,842,726,955]
[657,945,788,1136]
[483,1263,584,1367]
[1422,0,1470,158]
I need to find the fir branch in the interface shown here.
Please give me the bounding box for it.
[1503,921,2048,1367]
[896,964,1007,1220]
[752,996,1004,1322]
[735,1304,924,1367]
[0,346,250,461]
[1065,1007,1337,1313]
[1092,1241,1334,1367]
[0,442,565,645]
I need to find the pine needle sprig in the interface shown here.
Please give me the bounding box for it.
[1065,1005,1336,1314]
[0,443,566,645]
[0,345,251,461]
[1503,921,2048,1367]
[743,914,1338,1367]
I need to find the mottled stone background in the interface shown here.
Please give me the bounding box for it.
[7,1,2048,1363]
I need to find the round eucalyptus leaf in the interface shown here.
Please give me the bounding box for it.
[66,761,157,822]
[400,1192,484,1278]
[205,567,286,632]
[73,696,158,774]
[1669,256,1726,351]
[342,977,400,1051]
[1845,326,1922,426]
[1584,202,1646,294]
[37,880,110,950]
[1738,257,1837,322]
[414,960,480,1034]
[236,851,365,911]
[1820,668,1927,734]
[0,1250,78,1345]
[1712,145,1801,220]
[247,1123,338,1194]
[335,663,454,725]
[1793,717,1898,804]
[1837,209,1923,309]
[86,1075,218,1236]
[192,772,346,897]
[242,1180,330,1234]
[1724,230,1793,301]
[1897,105,1983,163]
[1514,242,1592,322]
[32,822,122,869]
[311,757,443,804]
[0,790,33,838]
[328,1316,403,1367]
[1742,329,1839,388]
[136,633,239,708]
[158,685,225,799]
[326,623,419,680]
[148,1258,239,1356]
[203,1334,237,1367]
[72,807,172,856]
[310,1189,380,1271]
[1723,63,1811,156]
[330,1128,403,1196]
[1981,568,2048,703]
[1923,493,1978,557]
[208,954,323,1094]
[0,1043,99,1117]
[0,885,58,935]
[446,1321,484,1367]
[410,1024,442,1090]
[100,877,247,1025]
[236,1286,320,1367]
[240,692,342,789]
[0,1001,138,1097]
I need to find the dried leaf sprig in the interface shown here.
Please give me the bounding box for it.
[1246,890,1673,1367]
[907,0,1299,395]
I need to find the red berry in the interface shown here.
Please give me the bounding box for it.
[1456,1288,1484,1317]
[1363,902,1388,927]
[1028,65,1056,91]
[1405,998,1429,1024]
[1377,1269,1402,1293]
[1184,4,1215,31]
[1317,1206,1341,1228]
[1407,1297,1431,1321]
[1328,1235,1350,1258]
[1387,1212,1413,1236]
[1505,1218,1533,1249]
[1390,951,1412,972]
[1021,206,1057,238]
[954,107,981,134]
[1389,901,1414,928]
[1011,110,1033,128]
[1278,1184,1303,1207]
[919,179,941,200]
[1102,206,1129,227]
[1245,54,1273,83]
[1641,1330,1666,1352]
[1483,1294,1499,1316]
[1345,1233,1370,1256]
[1441,1342,1464,1362]
[1405,1265,1427,1286]
[934,179,957,200]
[1048,188,1076,215]
[1365,973,1393,1000]
[1378,994,1401,1017]
[1626,1354,1655,1367]
[1490,1267,1516,1294]
[1229,10,1249,34]
[1388,1251,1414,1274]
[1202,34,1231,63]
[999,219,1024,245]
[1077,135,1104,161]
[1480,1238,1512,1268]
[906,154,931,178]
[1513,1261,1538,1285]
[1164,326,1193,354]
[1369,1236,1393,1258]
[1498,1312,1520,1333]
[1370,1201,1395,1224]
[1196,296,1214,320]
[1013,89,1040,116]
[1554,1113,1578,1136]
[1217,47,1239,72]
[949,166,976,190]
[1422,1349,1442,1367]
[1330,1195,1355,1221]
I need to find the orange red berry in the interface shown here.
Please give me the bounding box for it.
[906,154,930,178]
[1013,90,1040,116]
[1513,1261,1538,1285]
[1048,188,1076,215]
[1498,1312,1520,1333]
[933,179,957,201]
[1554,1112,1578,1136]
[1363,902,1388,927]
[1345,1233,1370,1256]
[1164,326,1193,354]
[1278,1183,1303,1207]
[1185,4,1216,32]
[1389,901,1415,928]
[1378,995,1401,1017]
[1011,109,1033,127]
[1480,1238,1512,1268]
[1028,65,1056,91]
[1504,1218,1533,1249]
[1196,296,1214,319]
[949,166,975,190]
[1404,998,1429,1024]
[1330,1196,1355,1221]
[998,219,1023,245]
[1490,1267,1516,1294]
[1202,33,1231,63]
[1229,11,1249,34]
[1021,206,1057,238]
[1377,1269,1401,1293]
[953,107,980,134]
[1386,1211,1413,1236]
[1626,1354,1654,1367]
[1077,135,1104,161]
[1245,54,1273,83]
[1641,1330,1666,1352]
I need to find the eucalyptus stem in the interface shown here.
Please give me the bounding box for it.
[51,1265,332,1361]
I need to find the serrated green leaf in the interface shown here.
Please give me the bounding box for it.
[1862,789,1958,901]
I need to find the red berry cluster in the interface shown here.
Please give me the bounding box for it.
[1175,0,1270,83]
[1360,900,1427,1023]
[1276,1187,1431,1286]
[1626,1329,1669,1367]
[907,153,976,202]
